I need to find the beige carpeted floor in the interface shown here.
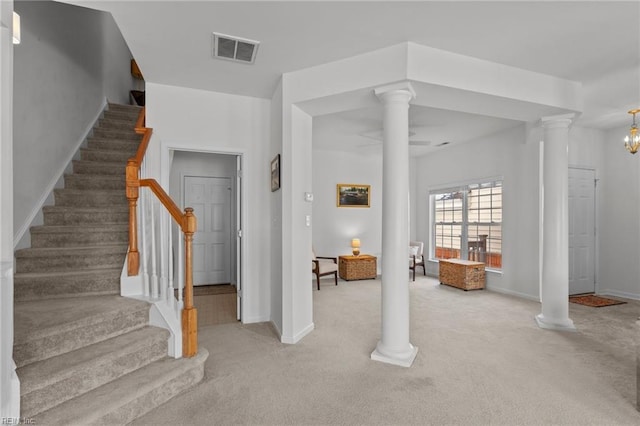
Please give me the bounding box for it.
[133,275,640,425]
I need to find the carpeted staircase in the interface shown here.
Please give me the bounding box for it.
[13,103,207,424]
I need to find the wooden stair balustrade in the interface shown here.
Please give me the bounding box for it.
[125,107,198,358]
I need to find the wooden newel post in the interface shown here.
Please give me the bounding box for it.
[182,207,198,357]
[126,159,140,276]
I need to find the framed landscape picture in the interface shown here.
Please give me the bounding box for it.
[337,184,370,207]
[271,154,280,192]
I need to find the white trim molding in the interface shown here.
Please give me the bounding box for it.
[281,322,314,345]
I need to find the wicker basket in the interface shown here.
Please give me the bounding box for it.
[339,255,377,281]
[439,259,485,290]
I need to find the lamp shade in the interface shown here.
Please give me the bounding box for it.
[351,238,361,256]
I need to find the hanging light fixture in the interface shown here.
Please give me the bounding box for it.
[624,109,640,154]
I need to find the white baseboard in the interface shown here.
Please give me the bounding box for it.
[269,320,282,340]
[281,322,314,344]
[597,288,640,301]
[13,98,108,249]
[242,314,271,324]
[485,285,540,302]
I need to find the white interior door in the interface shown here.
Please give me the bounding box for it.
[184,176,231,286]
[568,168,596,295]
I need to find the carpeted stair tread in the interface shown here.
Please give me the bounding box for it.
[30,224,128,247]
[73,160,126,175]
[14,295,150,367]
[92,128,141,141]
[43,205,128,226]
[86,137,140,153]
[14,267,122,301]
[63,174,125,190]
[107,103,142,114]
[30,224,128,234]
[34,349,208,426]
[15,244,128,273]
[54,188,127,207]
[98,118,141,130]
[80,148,135,163]
[15,244,127,258]
[19,326,169,417]
[100,113,138,125]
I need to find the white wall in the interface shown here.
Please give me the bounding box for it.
[312,149,383,271]
[598,124,640,299]
[13,0,134,245]
[146,82,271,323]
[1,0,19,418]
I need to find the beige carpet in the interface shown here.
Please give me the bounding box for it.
[133,276,640,425]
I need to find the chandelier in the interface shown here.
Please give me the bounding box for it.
[624,109,640,154]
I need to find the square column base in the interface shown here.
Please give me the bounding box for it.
[371,345,418,368]
[535,314,577,332]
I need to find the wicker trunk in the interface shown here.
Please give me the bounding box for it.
[339,255,377,281]
[439,259,485,290]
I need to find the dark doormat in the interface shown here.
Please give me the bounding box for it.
[569,294,626,307]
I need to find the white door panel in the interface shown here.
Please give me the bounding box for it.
[184,176,231,286]
[568,168,596,295]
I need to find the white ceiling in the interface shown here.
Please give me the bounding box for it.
[65,0,640,155]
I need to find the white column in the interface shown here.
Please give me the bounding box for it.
[536,114,576,331]
[371,82,418,367]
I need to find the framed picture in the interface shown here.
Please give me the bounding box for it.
[271,154,281,192]
[337,184,370,207]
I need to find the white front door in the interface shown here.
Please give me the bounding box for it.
[184,176,231,286]
[568,168,596,295]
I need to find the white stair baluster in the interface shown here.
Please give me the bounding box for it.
[159,208,168,303]
[140,185,150,297]
[168,215,175,310]
[150,199,159,299]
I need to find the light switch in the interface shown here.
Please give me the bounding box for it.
[305,215,311,227]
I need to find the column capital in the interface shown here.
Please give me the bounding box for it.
[540,113,575,129]
[374,81,416,102]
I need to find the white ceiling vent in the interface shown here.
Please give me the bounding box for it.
[212,32,260,64]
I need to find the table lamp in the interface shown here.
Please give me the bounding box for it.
[351,238,361,256]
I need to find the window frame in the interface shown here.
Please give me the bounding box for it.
[429,179,503,271]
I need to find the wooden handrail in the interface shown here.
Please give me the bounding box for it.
[126,106,198,358]
[134,106,146,132]
[140,179,185,226]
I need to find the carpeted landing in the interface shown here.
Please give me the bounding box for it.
[132,276,640,425]
[193,284,237,327]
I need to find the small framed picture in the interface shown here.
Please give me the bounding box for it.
[271,154,281,192]
[337,184,370,207]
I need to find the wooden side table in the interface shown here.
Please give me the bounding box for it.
[439,259,485,290]
[339,255,377,281]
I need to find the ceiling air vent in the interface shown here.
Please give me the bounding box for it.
[212,32,260,64]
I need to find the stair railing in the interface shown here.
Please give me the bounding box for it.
[126,107,198,358]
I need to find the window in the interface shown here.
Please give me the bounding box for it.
[431,180,502,269]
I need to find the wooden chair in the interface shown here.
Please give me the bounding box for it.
[409,241,426,281]
[312,249,338,290]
